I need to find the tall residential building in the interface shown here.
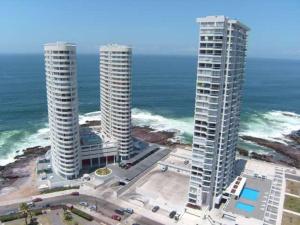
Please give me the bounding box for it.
[188,16,249,209]
[44,42,81,179]
[99,44,133,161]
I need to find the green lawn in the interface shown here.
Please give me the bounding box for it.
[284,195,300,213]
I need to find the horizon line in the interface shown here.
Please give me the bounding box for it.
[0,53,299,61]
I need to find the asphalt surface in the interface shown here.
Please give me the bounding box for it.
[0,194,163,225]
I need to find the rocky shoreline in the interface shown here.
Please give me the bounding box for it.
[240,134,300,168]
[1,125,300,192]
[0,146,50,189]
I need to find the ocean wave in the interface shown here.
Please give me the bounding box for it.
[78,108,194,141]
[132,108,193,135]
[0,126,50,166]
[239,110,300,143]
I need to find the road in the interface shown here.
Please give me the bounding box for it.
[0,194,163,225]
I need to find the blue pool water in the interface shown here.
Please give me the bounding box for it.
[236,202,255,212]
[240,187,260,201]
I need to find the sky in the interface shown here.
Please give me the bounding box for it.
[0,0,299,59]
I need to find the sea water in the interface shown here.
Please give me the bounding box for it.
[0,54,300,165]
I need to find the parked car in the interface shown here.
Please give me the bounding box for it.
[79,202,88,207]
[152,206,160,212]
[70,191,79,196]
[26,202,35,207]
[161,165,168,172]
[169,210,176,218]
[125,163,132,169]
[89,205,97,211]
[32,197,43,202]
[175,213,180,221]
[6,210,17,215]
[119,181,126,186]
[44,204,51,208]
[111,214,121,221]
[114,209,124,215]
[119,163,126,168]
[124,208,134,214]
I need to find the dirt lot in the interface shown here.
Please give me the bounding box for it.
[0,159,39,203]
[123,167,189,211]
[281,212,300,225]
[286,180,300,196]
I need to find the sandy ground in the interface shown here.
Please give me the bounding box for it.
[0,159,39,203]
[123,167,189,211]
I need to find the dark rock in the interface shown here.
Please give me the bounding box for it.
[132,126,176,145]
[241,135,300,168]
[0,145,50,189]
[288,130,300,144]
[237,148,249,157]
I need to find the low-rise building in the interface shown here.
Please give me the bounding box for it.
[80,127,119,169]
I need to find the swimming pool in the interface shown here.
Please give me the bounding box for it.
[240,187,260,201]
[236,202,255,212]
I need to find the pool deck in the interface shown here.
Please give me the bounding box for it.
[224,174,272,220]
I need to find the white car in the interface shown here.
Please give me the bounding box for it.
[89,205,97,211]
[124,208,134,214]
[26,202,35,207]
[79,202,88,207]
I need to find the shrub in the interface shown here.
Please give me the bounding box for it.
[32,209,43,216]
[40,186,79,194]
[0,212,23,222]
[71,208,93,221]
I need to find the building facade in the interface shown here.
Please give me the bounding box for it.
[44,42,81,179]
[188,16,249,209]
[80,127,119,169]
[99,44,133,161]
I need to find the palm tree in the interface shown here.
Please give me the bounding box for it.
[19,203,28,225]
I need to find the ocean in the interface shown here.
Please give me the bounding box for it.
[0,54,300,165]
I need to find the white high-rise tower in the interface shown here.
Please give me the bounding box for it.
[44,42,80,179]
[188,16,249,209]
[99,44,133,161]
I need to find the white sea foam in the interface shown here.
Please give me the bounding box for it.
[79,111,101,124]
[0,109,299,166]
[240,110,300,143]
[0,126,50,166]
[78,108,194,136]
[132,108,194,136]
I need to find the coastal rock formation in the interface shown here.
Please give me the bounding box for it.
[240,135,300,168]
[0,146,49,189]
[132,126,176,145]
[288,130,300,144]
[80,120,101,127]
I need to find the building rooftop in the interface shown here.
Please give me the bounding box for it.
[223,174,272,221]
[80,127,102,146]
[100,44,131,52]
[124,147,170,181]
[44,41,76,47]
[197,15,250,31]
